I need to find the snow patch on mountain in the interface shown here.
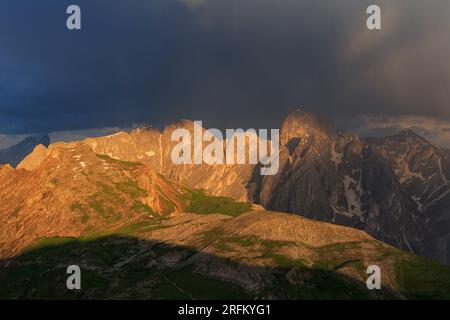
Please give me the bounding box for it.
[343,175,362,216]
[398,164,426,184]
[330,145,343,170]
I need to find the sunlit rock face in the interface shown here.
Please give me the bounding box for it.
[15,111,450,265]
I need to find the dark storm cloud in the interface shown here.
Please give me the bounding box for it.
[1,0,449,145]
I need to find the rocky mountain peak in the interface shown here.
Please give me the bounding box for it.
[31,133,51,143]
[391,129,430,145]
[10,134,50,148]
[130,126,161,136]
[17,144,48,171]
[0,134,50,167]
[163,119,199,133]
[280,109,336,146]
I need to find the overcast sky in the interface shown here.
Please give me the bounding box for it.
[1,0,450,148]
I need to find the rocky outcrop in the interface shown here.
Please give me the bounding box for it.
[82,121,255,202]
[17,144,49,171]
[0,142,190,259]
[0,134,50,167]
[251,111,433,261]
[368,130,450,264]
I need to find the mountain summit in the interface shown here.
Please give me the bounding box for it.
[280,110,336,146]
[0,134,50,167]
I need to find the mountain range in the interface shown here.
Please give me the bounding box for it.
[15,111,449,264]
[1,110,450,299]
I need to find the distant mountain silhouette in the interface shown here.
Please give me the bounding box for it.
[0,134,50,167]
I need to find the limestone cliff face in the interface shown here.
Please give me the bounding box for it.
[85,128,162,171]
[82,121,255,202]
[15,111,450,264]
